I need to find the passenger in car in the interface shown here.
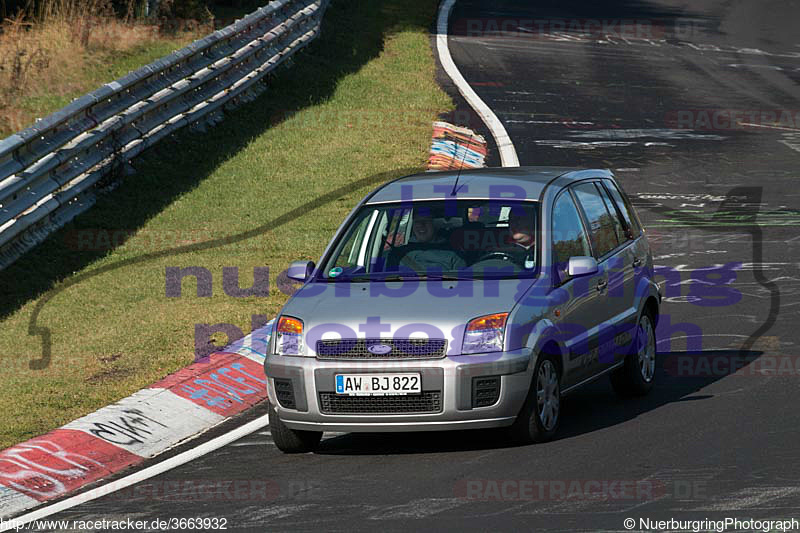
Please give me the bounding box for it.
[506,210,536,269]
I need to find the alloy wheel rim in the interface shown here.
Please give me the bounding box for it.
[536,360,559,431]
[637,316,656,382]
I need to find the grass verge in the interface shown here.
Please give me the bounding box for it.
[0,0,452,449]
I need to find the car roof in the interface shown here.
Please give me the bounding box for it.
[364,167,613,204]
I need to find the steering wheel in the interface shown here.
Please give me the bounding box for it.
[476,251,515,263]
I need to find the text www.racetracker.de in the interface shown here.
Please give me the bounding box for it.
[2,516,229,531]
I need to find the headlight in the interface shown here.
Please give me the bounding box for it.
[462,313,508,354]
[275,316,304,356]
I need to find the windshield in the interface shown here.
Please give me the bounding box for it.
[320,200,539,280]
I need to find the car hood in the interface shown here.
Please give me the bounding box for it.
[279,278,538,356]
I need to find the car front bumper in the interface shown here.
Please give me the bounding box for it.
[264,349,534,432]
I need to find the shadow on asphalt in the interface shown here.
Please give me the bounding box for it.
[314,349,763,455]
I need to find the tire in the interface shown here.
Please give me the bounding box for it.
[268,403,322,453]
[611,310,657,397]
[507,354,561,445]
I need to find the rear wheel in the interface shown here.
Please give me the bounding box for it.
[611,310,656,397]
[508,355,561,444]
[268,403,322,453]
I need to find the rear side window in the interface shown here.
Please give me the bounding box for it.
[603,179,642,238]
[551,191,591,280]
[572,182,620,258]
[596,183,626,243]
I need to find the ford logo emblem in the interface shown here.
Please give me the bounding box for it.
[367,343,392,355]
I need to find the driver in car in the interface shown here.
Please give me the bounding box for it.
[399,212,466,273]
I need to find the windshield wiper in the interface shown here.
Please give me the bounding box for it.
[418,273,472,281]
[364,273,471,281]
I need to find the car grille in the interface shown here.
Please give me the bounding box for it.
[318,391,443,414]
[316,338,447,360]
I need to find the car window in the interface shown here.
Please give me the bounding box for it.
[331,210,377,270]
[603,179,641,238]
[383,208,412,251]
[552,191,591,281]
[321,200,539,280]
[596,182,626,243]
[572,182,620,258]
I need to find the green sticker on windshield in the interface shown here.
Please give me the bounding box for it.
[329,267,343,278]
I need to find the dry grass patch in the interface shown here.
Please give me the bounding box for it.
[0,0,209,135]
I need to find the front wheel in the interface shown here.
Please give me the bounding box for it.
[611,311,657,397]
[507,355,561,444]
[268,403,322,453]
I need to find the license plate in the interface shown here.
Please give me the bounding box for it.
[335,373,421,396]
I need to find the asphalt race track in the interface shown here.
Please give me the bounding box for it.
[34,0,800,531]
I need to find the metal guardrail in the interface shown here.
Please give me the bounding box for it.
[0,0,328,270]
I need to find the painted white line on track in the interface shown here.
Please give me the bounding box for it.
[436,0,519,167]
[0,415,269,532]
[370,497,466,519]
[737,122,799,132]
[230,440,273,447]
[692,486,800,511]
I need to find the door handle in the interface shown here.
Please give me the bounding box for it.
[596,279,608,292]
[632,257,643,268]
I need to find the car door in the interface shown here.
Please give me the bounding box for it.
[592,181,633,342]
[570,181,622,375]
[549,188,607,387]
[600,178,647,362]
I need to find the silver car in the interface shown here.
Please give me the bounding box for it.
[264,167,660,453]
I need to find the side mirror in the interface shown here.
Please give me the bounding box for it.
[287,260,315,282]
[567,256,598,277]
